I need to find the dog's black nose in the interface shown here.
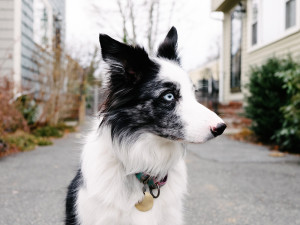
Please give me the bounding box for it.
[210,123,227,137]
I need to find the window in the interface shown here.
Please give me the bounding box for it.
[230,5,243,92]
[249,0,299,50]
[33,0,53,49]
[286,0,296,29]
[251,0,258,45]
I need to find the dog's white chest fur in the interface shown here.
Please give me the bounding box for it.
[76,125,187,225]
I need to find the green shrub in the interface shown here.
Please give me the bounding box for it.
[33,126,63,138]
[35,137,53,146]
[245,58,295,142]
[245,56,300,153]
[273,66,300,152]
[32,123,75,138]
[4,135,35,151]
[15,95,37,126]
[2,131,53,151]
[54,122,76,132]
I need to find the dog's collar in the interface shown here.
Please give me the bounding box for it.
[135,173,168,198]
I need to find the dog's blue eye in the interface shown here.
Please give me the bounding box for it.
[163,93,174,101]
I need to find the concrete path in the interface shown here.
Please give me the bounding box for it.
[0,130,82,225]
[0,121,299,225]
[186,138,300,225]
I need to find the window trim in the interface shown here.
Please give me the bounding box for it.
[247,0,300,53]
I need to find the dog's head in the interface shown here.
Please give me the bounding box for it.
[99,27,226,145]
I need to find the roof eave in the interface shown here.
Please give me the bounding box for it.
[212,0,240,12]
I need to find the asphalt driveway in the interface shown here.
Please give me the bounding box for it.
[0,121,299,225]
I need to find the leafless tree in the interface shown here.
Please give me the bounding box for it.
[91,0,177,54]
[33,43,87,125]
[206,34,221,62]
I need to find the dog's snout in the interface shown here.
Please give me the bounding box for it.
[210,123,227,137]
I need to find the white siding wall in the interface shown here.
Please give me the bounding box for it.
[0,0,14,78]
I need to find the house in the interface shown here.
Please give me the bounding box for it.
[0,0,65,92]
[189,59,220,91]
[189,59,220,100]
[189,59,220,112]
[211,0,300,104]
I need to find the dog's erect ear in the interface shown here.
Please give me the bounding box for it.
[157,27,180,64]
[99,34,154,82]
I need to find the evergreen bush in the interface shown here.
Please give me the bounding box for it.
[33,126,63,138]
[245,57,300,152]
[273,66,300,152]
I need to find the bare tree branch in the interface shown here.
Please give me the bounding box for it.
[147,0,156,54]
[90,0,179,53]
[153,0,160,49]
[117,0,128,43]
[128,0,137,44]
[167,0,176,28]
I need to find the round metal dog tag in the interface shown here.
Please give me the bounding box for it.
[135,192,153,212]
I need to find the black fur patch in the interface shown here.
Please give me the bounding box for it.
[157,27,180,64]
[65,169,83,225]
[99,30,184,144]
[102,78,184,143]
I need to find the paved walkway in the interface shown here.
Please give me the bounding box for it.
[186,138,300,225]
[0,121,299,225]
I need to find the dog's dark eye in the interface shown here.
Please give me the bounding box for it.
[163,93,175,101]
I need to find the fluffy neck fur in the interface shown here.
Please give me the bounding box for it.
[77,119,187,225]
[80,120,185,203]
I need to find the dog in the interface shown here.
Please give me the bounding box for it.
[65,27,226,225]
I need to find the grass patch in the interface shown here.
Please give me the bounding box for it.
[2,131,53,152]
[33,126,63,138]
[32,123,76,138]
[0,122,75,157]
[35,137,53,146]
[55,122,76,133]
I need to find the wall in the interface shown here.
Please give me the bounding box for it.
[20,0,65,90]
[244,32,300,71]
[0,0,14,78]
[21,0,37,88]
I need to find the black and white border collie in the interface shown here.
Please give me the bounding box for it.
[65,27,226,225]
